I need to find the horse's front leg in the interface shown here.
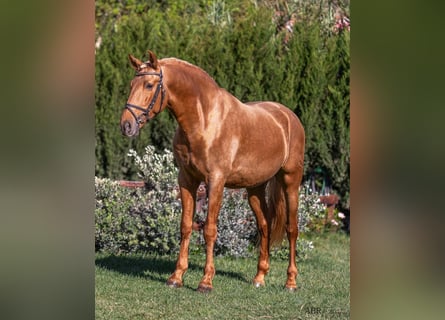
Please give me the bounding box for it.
[197,175,225,293]
[166,171,199,288]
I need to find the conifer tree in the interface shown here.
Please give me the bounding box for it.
[95,0,350,204]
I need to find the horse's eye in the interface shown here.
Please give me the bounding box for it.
[145,83,153,90]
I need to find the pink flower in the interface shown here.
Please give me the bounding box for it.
[333,16,350,33]
[338,212,345,219]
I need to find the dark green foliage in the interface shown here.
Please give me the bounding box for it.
[95,0,350,202]
[301,30,350,207]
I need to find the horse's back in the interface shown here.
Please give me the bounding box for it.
[243,101,304,146]
[244,101,303,129]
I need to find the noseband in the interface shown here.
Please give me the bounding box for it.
[124,69,166,124]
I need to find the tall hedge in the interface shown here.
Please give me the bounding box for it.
[95,0,350,204]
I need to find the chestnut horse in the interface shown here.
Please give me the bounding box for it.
[120,50,305,292]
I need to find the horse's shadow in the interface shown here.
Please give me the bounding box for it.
[95,255,250,290]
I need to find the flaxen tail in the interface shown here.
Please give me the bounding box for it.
[266,176,287,247]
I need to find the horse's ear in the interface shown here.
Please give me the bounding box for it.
[128,54,142,70]
[147,50,158,69]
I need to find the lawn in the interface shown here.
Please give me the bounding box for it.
[95,232,350,320]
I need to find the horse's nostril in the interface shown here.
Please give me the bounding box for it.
[122,121,133,136]
[126,124,133,135]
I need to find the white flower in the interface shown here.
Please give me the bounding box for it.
[338,212,345,219]
[331,219,339,226]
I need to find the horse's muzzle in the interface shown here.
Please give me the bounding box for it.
[121,120,139,137]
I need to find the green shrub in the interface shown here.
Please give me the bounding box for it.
[95,177,182,254]
[95,147,182,254]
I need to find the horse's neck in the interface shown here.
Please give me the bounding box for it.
[163,61,222,135]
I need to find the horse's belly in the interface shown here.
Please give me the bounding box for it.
[225,173,275,188]
[218,132,286,187]
[225,156,283,188]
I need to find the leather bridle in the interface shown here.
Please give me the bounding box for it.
[124,69,166,124]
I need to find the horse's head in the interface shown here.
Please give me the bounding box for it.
[120,50,167,137]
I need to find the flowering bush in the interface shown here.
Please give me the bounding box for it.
[95,146,330,259]
[127,146,178,193]
[95,176,182,254]
[192,188,257,257]
[95,146,182,254]
[305,192,345,233]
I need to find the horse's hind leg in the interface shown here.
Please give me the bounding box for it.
[283,170,303,290]
[247,184,270,287]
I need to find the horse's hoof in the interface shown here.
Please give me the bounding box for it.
[166,279,182,288]
[197,284,213,293]
[253,281,265,288]
[285,285,297,292]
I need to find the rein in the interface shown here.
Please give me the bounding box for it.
[124,69,166,124]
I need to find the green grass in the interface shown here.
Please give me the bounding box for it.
[96,232,349,320]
